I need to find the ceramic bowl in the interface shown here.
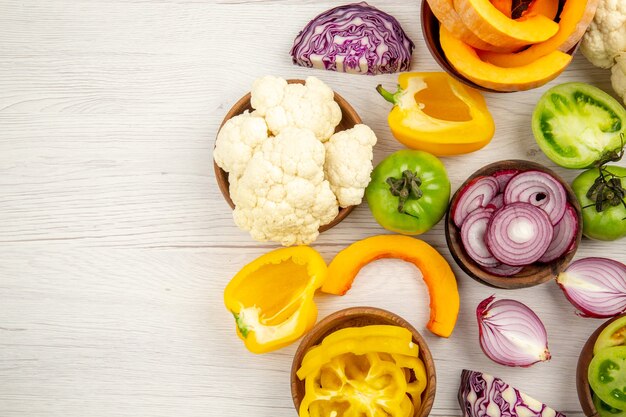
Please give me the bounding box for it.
[213,79,359,232]
[577,314,626,416]
[290,307,436,417]
[420,0,576,93]
[445,159,582,289]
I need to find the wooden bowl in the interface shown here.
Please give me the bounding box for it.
[420,0,576,93]
[445,160,582,289]
[290,307,436,417]
[213,79,359,233]
[577,314,626,416]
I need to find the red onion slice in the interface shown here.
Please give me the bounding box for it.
[487,193,504,209]
[477,295,551,367]
[556,257,626,318]
[492,169,520,192]
[485,202,554,266]
[461,207,498,267]
[539,204,578,263]
[452,176,499,227]
[482,263,524,277]
[504,170,567,225]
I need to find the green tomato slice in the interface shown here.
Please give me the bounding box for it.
[594,393,626,417]
[589,346,626,410]
[532,82,626,169]
[595,317,626,355]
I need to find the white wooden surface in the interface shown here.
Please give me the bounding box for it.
[1,0,625,416]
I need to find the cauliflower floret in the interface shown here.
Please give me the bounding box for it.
[581,0,626,69]
[324,124,377,207]
[250,75,342,142]
[213,111,269,179]
[612,53,626,105]
[231,127,339,246]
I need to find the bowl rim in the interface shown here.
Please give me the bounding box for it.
[213,79,359,233]
[576,314,626,417]
[445,159,583,289]
[290,306,436,417]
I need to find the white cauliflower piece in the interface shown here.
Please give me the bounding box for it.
[324,124,377,207]
[612,53,626,105]
[250,75,342,142]
[213,111,269,179]
[231,127,339,246]
[581,0,626,69]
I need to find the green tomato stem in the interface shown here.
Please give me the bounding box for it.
[386,170,423,215]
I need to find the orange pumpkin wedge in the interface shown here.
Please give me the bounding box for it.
[453,0,559,48]
[524,0,559,20]
[490,0,513,16]
[426,0,518,52]
[479,0,598,67]
[440,26,572,91]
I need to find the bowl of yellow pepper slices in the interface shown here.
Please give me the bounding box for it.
[291,307,436,417]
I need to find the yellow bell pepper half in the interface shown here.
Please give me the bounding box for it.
[223,246,327,354]
[377,72,495,156]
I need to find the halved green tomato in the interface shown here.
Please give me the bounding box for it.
[532,82,626,169]
[595,317,626,355]
[594,393,626,417]
[589,346,626,410]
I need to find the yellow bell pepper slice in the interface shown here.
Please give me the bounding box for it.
[377,72,495,156]
[321,235,460,338]
[223,246,327,354]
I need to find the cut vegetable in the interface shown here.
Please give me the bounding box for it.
[452,176,499,227]
[532,82,626,169]
[593,394,626,417]
[482,263,524,276]
[485,202,554,266]
[290,2,414,75]
[453,0,559,48]
[477,296,551,367]
[493,169,519,192]
[588,346,626,410]
[459,369,565,416]
[504,170,567,225]
[594,316,626,354]
[556,257,626,318]
[461,207,498,267]
[440,26,572,92]
[539,204,578,263]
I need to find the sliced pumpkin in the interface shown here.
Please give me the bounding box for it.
[453,0,559,48]
[440,26,572,91]
[490,0,512,16]
[523,0,559,20]
[479,0,599,67]
[426,0,518,52]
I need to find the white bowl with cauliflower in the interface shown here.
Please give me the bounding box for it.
[213,76,378,247]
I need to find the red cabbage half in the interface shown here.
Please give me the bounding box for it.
[290,2,414,75]
[459,370,566,417]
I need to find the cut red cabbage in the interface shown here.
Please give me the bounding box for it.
[461,207,498,267]
[504,170,567,225]
[459,369,566,417]
[452,176,499,227]
[290,2,414,75]
[539,204,578,263]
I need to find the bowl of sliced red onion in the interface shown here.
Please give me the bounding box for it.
[445,160,582,289]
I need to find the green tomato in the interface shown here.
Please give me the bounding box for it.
[589,346,626,410]
[532,82,626,169]
[595,317,626,355]
[365,149,450,234]
[594,393,626,417]
[572,165,626,241]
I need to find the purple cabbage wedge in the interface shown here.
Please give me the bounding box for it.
[459,370,566,417]
[290,2,414,75]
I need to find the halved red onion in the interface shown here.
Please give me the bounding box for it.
[504,170,567,225]
[477,295,551,367]
[487,193,504,209]
[556,257,626,318]
[452,176,499,227]
[482,263,524,277]
[461,207,498,267]
[493,169,520,192]
[485,202,554,266]
[539,204,578,263]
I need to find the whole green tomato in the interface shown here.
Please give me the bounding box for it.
[572,165,626,241]
[365,149,450,234]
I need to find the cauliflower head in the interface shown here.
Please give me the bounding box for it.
[250,75,341,142]
[324,124,378,207]
[213,111,269,179]
[581,0,626,69]
[612,53,626,105]
[231,127,339,246]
